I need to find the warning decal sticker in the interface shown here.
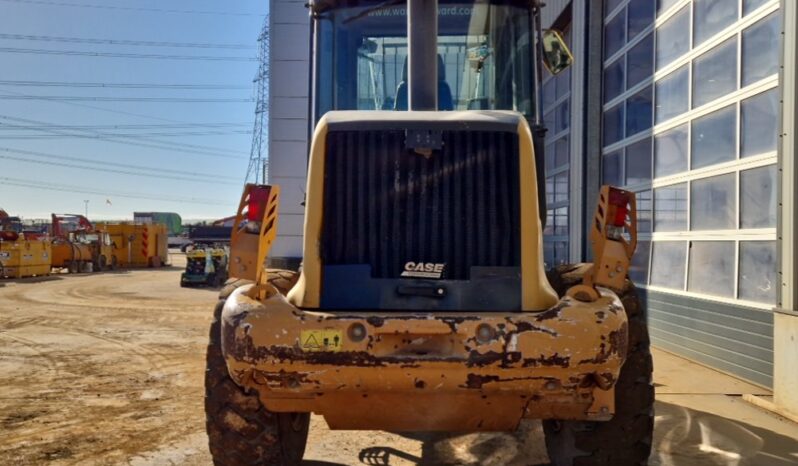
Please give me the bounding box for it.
[300,329,342,353]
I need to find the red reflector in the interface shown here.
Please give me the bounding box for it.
[608,189,629,227]
[247,187,270,222]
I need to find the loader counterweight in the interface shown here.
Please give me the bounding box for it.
[221,282,628,431]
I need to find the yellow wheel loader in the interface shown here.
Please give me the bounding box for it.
[206,1,653,465]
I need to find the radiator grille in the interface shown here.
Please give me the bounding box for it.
[321,130,521,280]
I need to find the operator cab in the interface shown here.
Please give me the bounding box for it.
[311,0,538,124]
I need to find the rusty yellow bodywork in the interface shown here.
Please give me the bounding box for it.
[223,282,627,431]
[0,238,51,278]
[219,113,637,432]
[96,222,168,268]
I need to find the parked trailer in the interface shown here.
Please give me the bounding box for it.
[0,233,52,278]
[96,222,169,268]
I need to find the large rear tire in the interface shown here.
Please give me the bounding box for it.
[543,264,654,466]
[205,273,309,466]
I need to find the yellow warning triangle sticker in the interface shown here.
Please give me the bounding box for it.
[303,333,321,349]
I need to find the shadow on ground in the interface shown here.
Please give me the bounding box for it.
[339,401,798,466]
[0,275,64,285]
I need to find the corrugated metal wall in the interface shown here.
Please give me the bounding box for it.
[644,290,774,388]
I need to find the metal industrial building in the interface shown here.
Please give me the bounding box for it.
[266,0,798,418]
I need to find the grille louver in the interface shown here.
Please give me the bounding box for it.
[322,130,521,280]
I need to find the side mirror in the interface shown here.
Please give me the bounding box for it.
[542,29,573,75]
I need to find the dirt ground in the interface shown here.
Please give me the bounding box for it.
[1,254,797,466]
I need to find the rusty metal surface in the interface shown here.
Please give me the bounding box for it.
[221,284,628,431]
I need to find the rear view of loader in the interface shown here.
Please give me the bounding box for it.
[205,1,653,465]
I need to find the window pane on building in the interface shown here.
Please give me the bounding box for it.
[657,0,681,16]
[627,32,654,89]
[739,241,777,303]
[655,124,689,177]
[626,86,653,137]
[744,0,769,16]
[693,0,738,47]
[544,109,555,133]
[637,189,653,233]
[654,183,688,231]
[554,136,569,168]
[557,66,572,99]
[626,137,653,185]
[655,66,689,124]
[741,164,777,228]
[692,37,738,108]
[545,141,556,170]
[656,6,690,69]
[604,58,625,103]
[606,0,624,17]
[741,89,779,157]
[630,240,651,285]
[743,12,781,86]
[688,241,735,297]
[603,150,623,186]
[605,10,627,58]
[628,0,655,41]
[691,105,736,169]
[544,210,554,235]
[554,207,569,235]
[554,173,568,203]
[555,100,570,133]
[604,103,624,146]
[543,78,556,110]
[650,241,686,289]
[691,173,736,230]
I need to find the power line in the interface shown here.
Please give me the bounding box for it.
[0,115,249,159]
[0,176,232,206]
[0,147,240,181]
[0,122,251,130]
[0,79,251,90]
[0,0,264,17]
[0,46,257,61]
[0,95,254,103]
[0,154,240,185]
[0,87,209,123]
[0,33,255,50]
[0,130,252,138]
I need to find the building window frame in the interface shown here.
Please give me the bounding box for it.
[600,0,780,309]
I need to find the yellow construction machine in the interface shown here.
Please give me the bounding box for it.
[50,214,116,273]
[206,2,653,465]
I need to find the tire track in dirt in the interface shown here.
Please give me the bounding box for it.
[0,332,63,377]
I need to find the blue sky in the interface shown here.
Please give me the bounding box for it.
[0,0,267,221]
